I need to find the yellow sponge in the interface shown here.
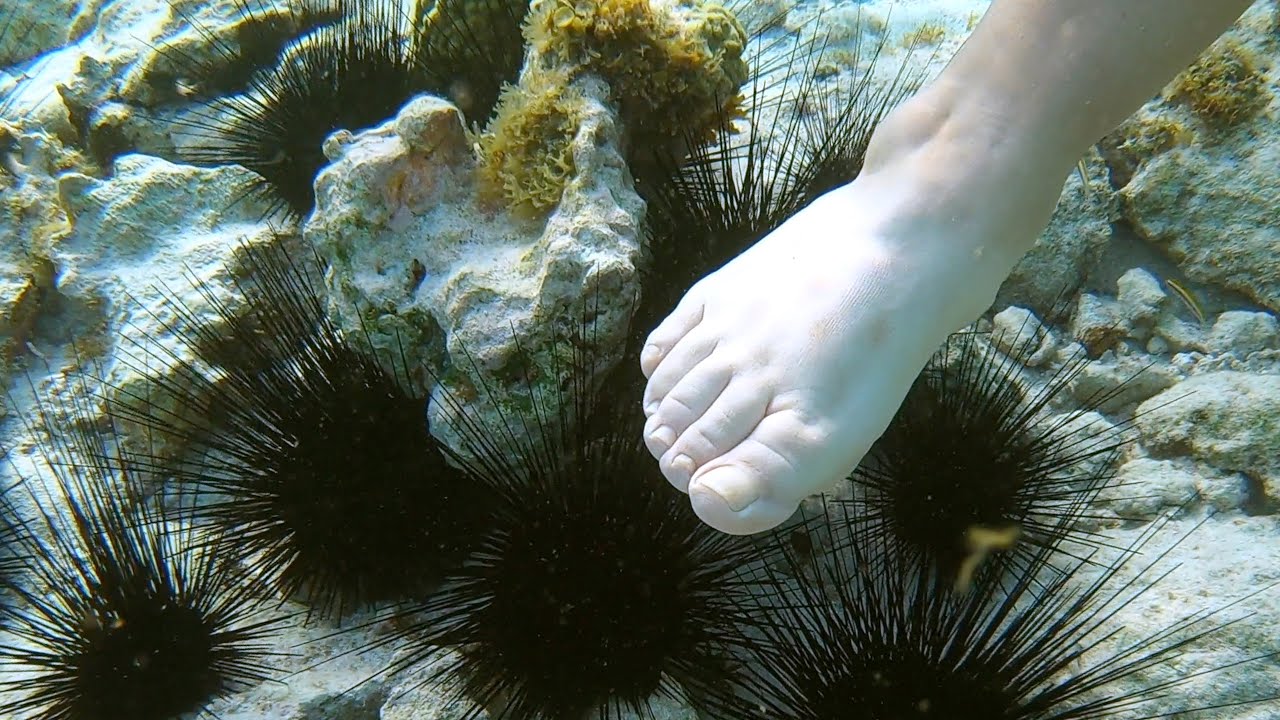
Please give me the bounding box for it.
[477,67,585,216]
[1170,38,1266,128]
[525,0,748,149]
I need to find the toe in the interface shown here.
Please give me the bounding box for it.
[658,378,770,491]
[641,327,719,416]
[646,360,733,456]
[685,409,839,535]
[689,465,798,535]
[640,295,706,379]
[643,412,677,462]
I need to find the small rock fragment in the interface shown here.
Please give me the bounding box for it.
[1136,372,1280,475]
[1205,310,1280,355]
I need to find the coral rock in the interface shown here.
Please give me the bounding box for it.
[1114,3,1280,314]
[1136,371,1280,475]
[307,90,644,454]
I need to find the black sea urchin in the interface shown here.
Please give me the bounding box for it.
[0,477,23,605]
[177,0,432,220]
[0,380,285,720]
[714,506,1278,720]
[107,237,484,619]
[413,0,531,125]
[160,0,346,101]
[372,307,764,719]
[792,30,924,205]
[847,327,1135,587]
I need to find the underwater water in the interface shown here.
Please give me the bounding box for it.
[0,0,1278,718]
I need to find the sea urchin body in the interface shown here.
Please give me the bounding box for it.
[178,0,432,220]
[848,327,1133,585]
[377,310,763,718]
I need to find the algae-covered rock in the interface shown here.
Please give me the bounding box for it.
[1108,2,1280,314]
[1167,37,1267,129]
[0,0,79,66]
[522,0,748,158]
[1121,139,1280,314]
[478,66,585,216]
[307,88,644,454]
[471,0,749,218]
[1136,371,1280,475]
[994,149,1112,316]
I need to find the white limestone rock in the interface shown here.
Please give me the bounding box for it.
[1206,310,1280,355]
[990,305,1056,366]
[1094,457,1244,520]
[1069,292,1128,356]
[1115,3,1280,314]
[2,0,298,161]
[40,153,279,450]
[1135,371,1280,475]
[1066,349,1180,414]
[202,609,399,720]
[1078,513,1280,720]
[1152,309,1209,354]
[1115,267,1167,338]
[0,124,75,381]
[306,86,644,455]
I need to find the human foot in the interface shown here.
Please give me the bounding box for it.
[639,147,1048,535]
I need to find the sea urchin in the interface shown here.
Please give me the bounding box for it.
[714,504,1277,720]
[0,379,285,720]
[107,237,484,619]
[177,0,433,220]
[847,325,1136,587]
[373,306,765,718]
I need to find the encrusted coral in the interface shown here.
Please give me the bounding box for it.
[1122,116,1193,156]
[525,0,748,150]
[478,67,585,215]
[900,20,946,48]
[1169,38,1266,128]
[476,0,748,215]
[1100,111,1194,187]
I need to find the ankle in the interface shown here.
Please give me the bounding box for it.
[848,83,1072,279]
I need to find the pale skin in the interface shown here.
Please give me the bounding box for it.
[640,0,1256,535]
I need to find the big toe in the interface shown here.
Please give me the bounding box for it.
[683,407,857,535]
[688,465,799,535]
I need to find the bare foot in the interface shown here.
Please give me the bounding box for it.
[640,111,1059,534]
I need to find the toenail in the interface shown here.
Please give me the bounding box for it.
[641,343,662,365]
[649,425,675,450]
[643,400,659,416]
[692,468,758,512]
[669,453,696,478]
